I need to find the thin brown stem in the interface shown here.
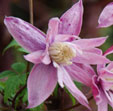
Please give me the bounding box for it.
[12,85,27,108]
[29,0,34,25]
[61,96,93,111]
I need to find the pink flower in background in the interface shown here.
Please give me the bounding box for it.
[4,0,109,109]
[91,46,113,111]
[69,46,113,111]
[98,2,113,28]
[90,4,113,111]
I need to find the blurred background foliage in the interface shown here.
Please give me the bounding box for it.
[0,0,113,111]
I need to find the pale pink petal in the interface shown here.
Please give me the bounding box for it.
[106,62,113,70]
[24,50,44,64]
[97,92,108,111]
[61,66,90,109]
[59,0,83,35]
[55,34,80,42]
[104,88,113,108]
[46,17,60,44]
[100,71,113,107]
[98,2,113,28]
[103,86,113,103]
[4,17,46,52]
[57,66,64,88]
[65,63,95,86]
[97,64,105,75]
[92,75,108,111]
[104,45,113,56]
[42,51,51,65]
[92,75,102,104]
[99,69,113,86]
[27,64,57,108]
[73,52,110,64]
[74,37,107,49]
[83,48,102,55]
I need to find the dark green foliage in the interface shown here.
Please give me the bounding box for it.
[0,70,15,79]
[11,62,26,74]
[4,74,26,102]
[0,62,27,103]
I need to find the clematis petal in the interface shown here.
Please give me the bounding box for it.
[73,37,107,49]
[65,63,95,86]
[27,64,57,108]
[106,62,113,70]
[41,49,51,65]
[97,64,105,75]
[57,66,64,88]
[46,17,60,44]
[4,17,46,52]
[104,45,113,56]
[59,0,83,35]
[61,66,90,109]
[97,45,113,73]
[73,52,110,64]
[104,90,113,107]
[83,48,102,55]
[24,50,45,64]
[99,69,113,83]
[92,75,102,104]
[98,2,113,28]
[100,70,113,107]
[97,93,108,111]
[55,34,80,42]
[92,75,108,111]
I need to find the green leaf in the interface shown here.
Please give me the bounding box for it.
[0,82,5,91]
[3,40,19,54]
[11,62,26,74]
[22,89,28,103]
[3,39,28,54]
[0,70,16,79]
[74,81,82,90]
[18,74,26,85]
[4,74,26,102]
[4,75,20,102]
[17,48,29,53]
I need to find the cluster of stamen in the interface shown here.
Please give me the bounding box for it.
[49,42,76,65]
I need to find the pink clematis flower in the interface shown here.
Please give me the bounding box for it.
[69,47,113,111]
[91,46,113,111]
[4,0,109,109]
[98,2,113,28]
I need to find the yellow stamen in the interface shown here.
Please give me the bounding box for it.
[49,42,76,65]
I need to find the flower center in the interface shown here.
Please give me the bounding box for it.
[48,42,76,65]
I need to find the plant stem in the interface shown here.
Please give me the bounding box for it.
[61,96,93,111]
[29,0,34,25]
[12,85,27,108]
